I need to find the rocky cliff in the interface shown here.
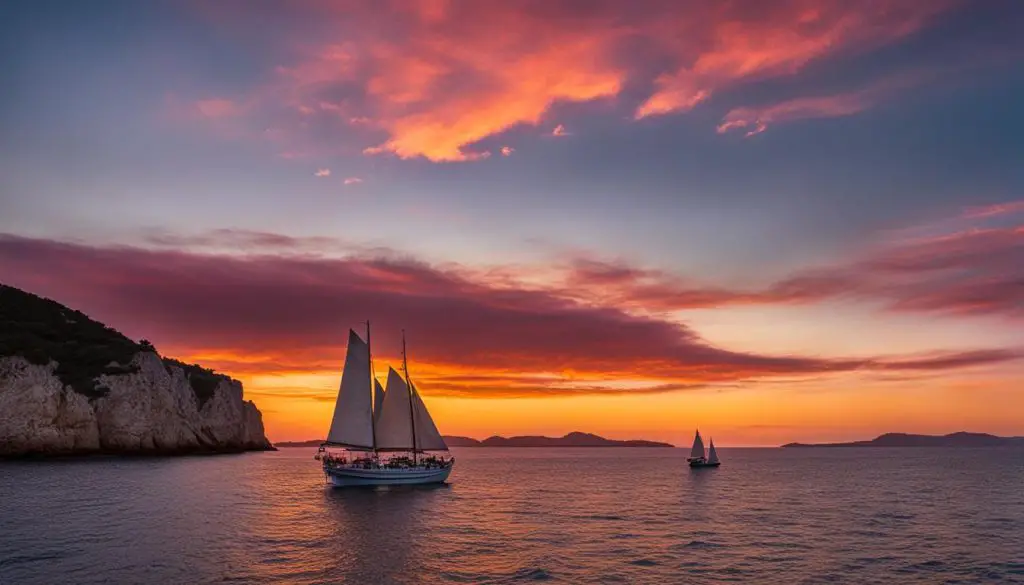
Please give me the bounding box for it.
[0,284,273,457]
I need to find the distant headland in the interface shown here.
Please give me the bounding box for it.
[781,432,1024,448]
[277,432,674,448]
[0,284,274,458]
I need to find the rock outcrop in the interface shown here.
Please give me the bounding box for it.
[0,354,273,457]
[0,284,273,457]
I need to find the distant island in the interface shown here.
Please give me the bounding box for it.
[782,432,1024,448]
[0,284,274,457]
[274,439,327,448]
[277,432,674,448]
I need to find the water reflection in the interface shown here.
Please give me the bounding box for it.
[320,484,450,582]
[1,447,1022,584]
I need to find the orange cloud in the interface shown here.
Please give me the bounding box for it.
[195,0,953,161]
[634,1,952,119]
[358,32,620,161]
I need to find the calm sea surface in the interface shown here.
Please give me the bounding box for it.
[1,447,1023,584]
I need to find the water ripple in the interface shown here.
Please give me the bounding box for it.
[1,447,1022,584]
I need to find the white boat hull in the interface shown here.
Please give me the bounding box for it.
[324,464,453,487]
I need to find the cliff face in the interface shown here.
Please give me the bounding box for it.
[0,283,273,457]
[0,353,272,457]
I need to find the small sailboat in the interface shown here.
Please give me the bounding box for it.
[316,324,454,487]
[687,429,721,468]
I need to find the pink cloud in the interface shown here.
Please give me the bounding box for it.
[313,168,331,177]
[188,1,954,161]
[141,228,353,254]
[634,1,952,119]
[717,71,930,135]
[500,146,514,156]
[551,124,568,137]
[559,220,1024,320]
[343,177,363,185]
[2,233,1014,398]
[963,200,1024,219]
[717,92,874,136]
[0,235,851,388]
[195,98,242,118]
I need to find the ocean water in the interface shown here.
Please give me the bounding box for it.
[1,447,1023,584]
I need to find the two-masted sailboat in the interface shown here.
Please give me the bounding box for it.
[316,324,454,487]
[687,429,720,468]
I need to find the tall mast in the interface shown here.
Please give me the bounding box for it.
[402,329,418,464]
[366,320,377,454]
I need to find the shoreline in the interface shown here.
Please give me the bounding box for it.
[0,444,277,461]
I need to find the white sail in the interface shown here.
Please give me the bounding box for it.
[707,439,719,464]
[689,429,705,459]
[374,367,415,450]
[325,329,375,449]
[373,378,385,419]
[410,383,448,451]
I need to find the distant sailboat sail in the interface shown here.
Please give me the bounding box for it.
[411,382,448,451]
[373,378,385,419]
[687,430,720,467]
[374,367,416,450]
[689,430,706,460]
[707,439,719,464]
[325,329,375,449]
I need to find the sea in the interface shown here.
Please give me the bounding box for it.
[1,446,1022,584]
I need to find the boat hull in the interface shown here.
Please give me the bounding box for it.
[688,460,721,468]
[324,464,453,487]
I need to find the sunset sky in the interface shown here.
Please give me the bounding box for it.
[2,0,1023,446]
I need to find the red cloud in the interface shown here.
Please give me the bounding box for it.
[193,0,953,161]
[0,235,829,380]
[1,234,1014,398]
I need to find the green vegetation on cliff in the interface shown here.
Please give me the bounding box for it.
[161,357,226,408]
[0,284,141,398]
[0,284,227,405]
